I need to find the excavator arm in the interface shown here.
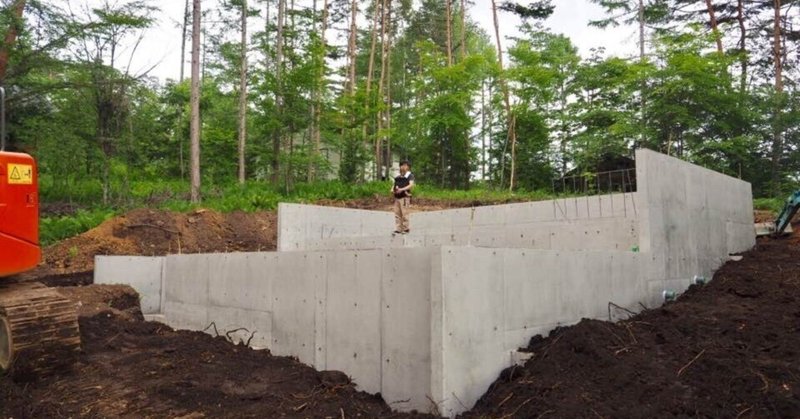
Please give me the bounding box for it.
[773,190,800,236]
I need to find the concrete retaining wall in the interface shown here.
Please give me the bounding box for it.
[285,193,641,252]
[636,149,755,277]
[97,150,756,418]
[277,203,393,251]
[99,248,437,413]
[95,256,164,314]
[431,246,674,417]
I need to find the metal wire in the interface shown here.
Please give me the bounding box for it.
[552,168,637,196]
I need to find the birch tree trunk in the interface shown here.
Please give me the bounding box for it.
[190,0,202,203]
[309,0,328,182]
[366,0,381,177]
[272,0,286,184]
[180,0,189,82]
[491,0,516,190]
[770,0,784,194]
[376,0,389,179]
[383,0,393,180]
[736,0,747,96]
[237,0,248,184]
[638,0,645,60]
[347,0,358,96]
[460,0,467,60]
[445,0,453,66]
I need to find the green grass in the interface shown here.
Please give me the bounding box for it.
[753,197,784,214]
[40,208,117,246]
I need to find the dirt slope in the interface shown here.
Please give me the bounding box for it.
[28,208,276,285]
[1,313,436,419]
[31,197,484,284]
[460,237,800,418]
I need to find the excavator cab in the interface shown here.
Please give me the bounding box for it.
[0,151,41,276]
[0,87,79,379]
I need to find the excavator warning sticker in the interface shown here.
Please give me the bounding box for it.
[7,163,33,185]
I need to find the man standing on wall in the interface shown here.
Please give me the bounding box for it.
[392,160,415,234]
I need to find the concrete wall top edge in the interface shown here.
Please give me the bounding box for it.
[634,149,751,187]
[410,192,640,218]
[277,202,393,215]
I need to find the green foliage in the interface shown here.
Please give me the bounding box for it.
[40,209,117,246]
[753,198,784,214]
[2,0,799,230]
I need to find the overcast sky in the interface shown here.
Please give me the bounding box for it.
[96,0,639,82]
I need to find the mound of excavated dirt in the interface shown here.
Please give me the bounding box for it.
[0,311,438,419]
[30,197,491,285]
[460,237,800,419]
[29,208,276,284]
[57,284,144,321]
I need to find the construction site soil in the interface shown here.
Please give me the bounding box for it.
[3,205,799,418]
[460,236,800,419]
[29,196,482,284]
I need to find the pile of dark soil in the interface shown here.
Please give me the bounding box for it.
[57,284,144,321]
[461,237,800,418]
[28,208,276,283]
[1,311,437,419]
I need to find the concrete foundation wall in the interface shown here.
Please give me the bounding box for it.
[97,150,756,418]
[277,203,393,251]
[285,193,641,252]
[95,256,164,314]
[636,149,755,277]
[101,248,437,413]
[432,247,665,416]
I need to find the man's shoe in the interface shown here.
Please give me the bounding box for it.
[393,230,403,235]
[403,230,410,234]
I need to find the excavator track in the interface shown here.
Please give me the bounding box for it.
[0,280,80,380]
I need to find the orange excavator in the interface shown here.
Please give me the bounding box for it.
[0,87,80,379]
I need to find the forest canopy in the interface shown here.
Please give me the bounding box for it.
[0,0,797,204]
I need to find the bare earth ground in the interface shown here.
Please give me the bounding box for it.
[28,196,481,284]
[3,203,799,418]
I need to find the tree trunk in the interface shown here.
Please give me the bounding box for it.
[383,0,393,181]
[237,0,248,184]
[347,0,358,96]
[460,0,467,59]
[272,0,286,184]
[704,0,723,53]
[376,0,389,179]
[0,0,26,82]
[180,0,189,82]
[638,0,645,60]
[309,0,328,182]
[491,0,515,190]
[176,0,190,180]
[480,79,486,179]
[770,0,784,194]
[736,0,747,96]
[190,0,202,203]
[366,0,381,177]
[445,0,453,66]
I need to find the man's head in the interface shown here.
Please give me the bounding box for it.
[399,160,410,174]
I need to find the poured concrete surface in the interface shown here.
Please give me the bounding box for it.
[97,149,756,417]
